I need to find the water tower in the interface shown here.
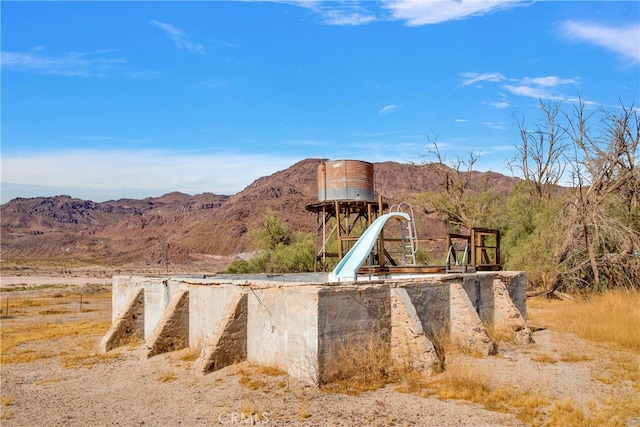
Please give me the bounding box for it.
[306,160,387,272]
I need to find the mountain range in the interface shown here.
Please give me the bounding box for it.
[0,158,518,271]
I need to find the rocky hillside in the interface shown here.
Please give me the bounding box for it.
[0,158,518,269]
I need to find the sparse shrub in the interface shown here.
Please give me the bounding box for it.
[225,213,315,274]
[224,256,251,274]
[157,372,177,383]
[431,362,549,425]
[255,365,286,377]
[530,353,557,364]
[320,333,395,395]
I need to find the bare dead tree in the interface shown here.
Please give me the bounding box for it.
[603,103,640,214]
[422,139,490,230]
[511,99,569,204]
[559,99,640,290]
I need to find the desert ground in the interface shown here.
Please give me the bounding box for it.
[1,275,638,426]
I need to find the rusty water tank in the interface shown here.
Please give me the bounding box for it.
[317,160,374,202]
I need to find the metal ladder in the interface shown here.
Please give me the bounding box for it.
[390,202,417,266]
[445,242,470,273]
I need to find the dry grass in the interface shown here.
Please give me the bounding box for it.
[178,348,201,362]
[394,371,433,396]
[594,353,640,391]
[530,353,558,364]
[1,290,114,368]
[61,340,121,369]
[0,396,12,421]
[428,350,638,425]
[320,334,395,395]
[1,319,111,364]
[238,375,267,390]
[1,396,11,407]
[298,407,310,420]
[527,289,640,352]
[559,353,591,363]
[166,347,200,366]
[545,395,640,427]
[240,405,269,423]
[35,377,63,386]
[485,322,517,345]
[0,409,12,421]
[255,365,287,377]
[430,363,549,425]
[234,364,286,391]
[156,372,177,383]
[525,289,640,425]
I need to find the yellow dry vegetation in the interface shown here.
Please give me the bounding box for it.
[430,363,549,425]
[156,372,177,383]
[318,290,640,425]
[234,364,287,392]
[527,289,640,352]
[0,392,12,421]
[1,319,111,364]
[254,365,287,377]
[320,334,394,395]
[530,353,558,364]
[1,290,113,366]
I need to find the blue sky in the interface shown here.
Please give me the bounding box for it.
[2,1,639,203]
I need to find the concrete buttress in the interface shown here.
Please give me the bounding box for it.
[492,279,533,344]
[146,289,189,358]
[100,288,144,353]
[194,292,248,373]
[449,282,496,356]
[390,287,442,373]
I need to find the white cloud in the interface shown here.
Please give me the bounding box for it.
[383,0,526,26]
[1,150,299,201]
[270,0,524,26]
[520,76,576,87]
[277,1,376,25]
[482,122,507,130]
[151,20,205,54]
[502,76,577,99]
[460,71,580,102]
[321,9,376,25]
[379,104,402,115]
[1,48,127,77]
[459,72,506,87]
[490,101,510,109]
[455,118,468,122]
[560,20,640,63]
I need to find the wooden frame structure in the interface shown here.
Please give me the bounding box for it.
[305,197,386,272]
[306,198,502,274]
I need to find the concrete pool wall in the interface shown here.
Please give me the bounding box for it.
[101,271,530,384]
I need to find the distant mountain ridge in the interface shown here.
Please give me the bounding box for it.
[0,158,519,269]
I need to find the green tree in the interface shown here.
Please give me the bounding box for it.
[499,182,566,290]
[254,210,291,251]
[225,212,315,274]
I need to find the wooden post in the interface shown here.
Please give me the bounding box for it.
[378,195,385,268]
[335,200,342,259]
[470,229,476,266]
[496,229,501,266]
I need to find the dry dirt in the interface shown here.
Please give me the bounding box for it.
[1,276,639,427]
